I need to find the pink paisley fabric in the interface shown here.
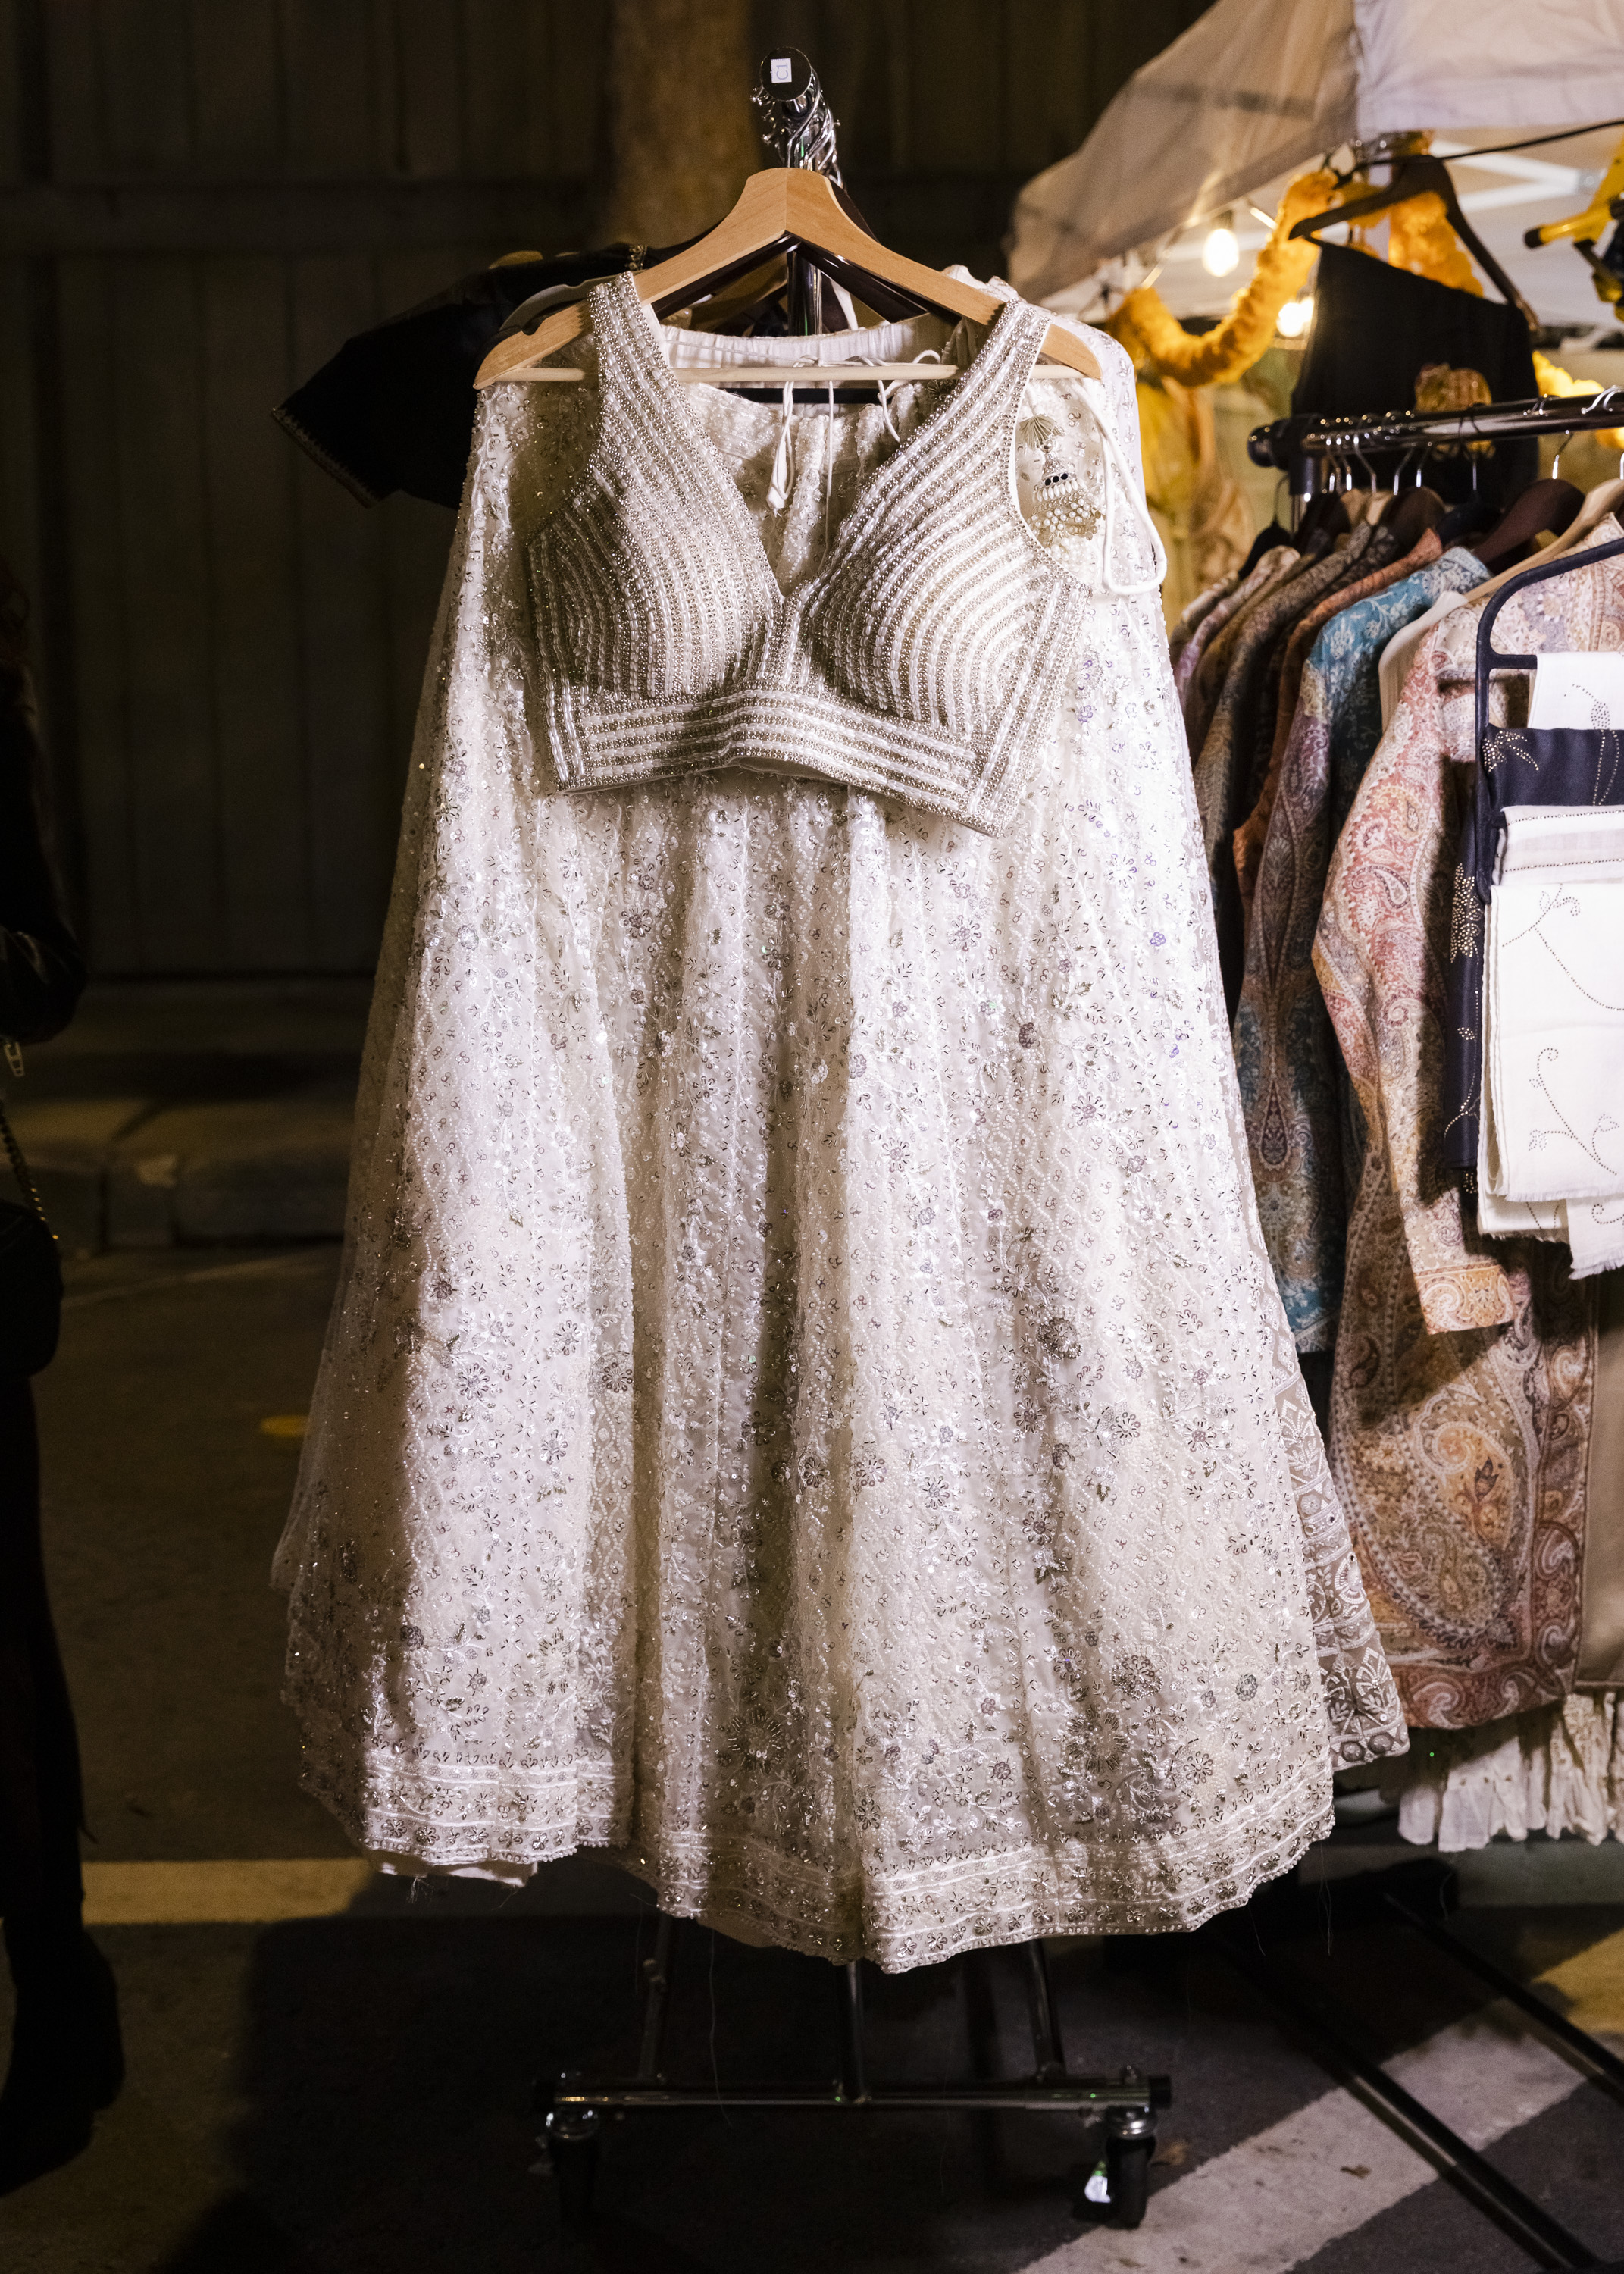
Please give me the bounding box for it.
[1182,544,1308,747]
[1309,540,1624,1726]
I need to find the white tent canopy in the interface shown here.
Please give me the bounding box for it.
[1008,0,1624,302]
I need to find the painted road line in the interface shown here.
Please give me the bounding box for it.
[1541,1924,1624,2040]
[83,1859,375,1924]
[1018,1997,1585,2274]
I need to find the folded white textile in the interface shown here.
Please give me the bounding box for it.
[1567,1195,1624,1276]
[1470,1186,1624,1275]
[1481,804,1624,1212]
[1526,651,1624,730]
[1475,1185,1565,1239]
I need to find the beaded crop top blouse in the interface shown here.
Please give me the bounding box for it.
[527,274,1090,836]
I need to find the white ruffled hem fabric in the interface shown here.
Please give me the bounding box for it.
[1389,1693,1624,1850]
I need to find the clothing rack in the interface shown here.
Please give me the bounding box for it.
[1206,1859,1624,2272]
[1178,488,1624,2266]
[538,1915,1172,2232]
[524,76,1624,2269]
[1247,389,1624,515]
[526,47,1180,2241]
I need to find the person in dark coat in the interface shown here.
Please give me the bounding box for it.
[0,559,120,2191]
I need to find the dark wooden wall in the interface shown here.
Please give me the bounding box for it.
[0,0,1206,977]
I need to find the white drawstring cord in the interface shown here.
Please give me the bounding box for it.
[823,381,835,564]
[1064,386,1166,597]
[734,333,1166,600]
[769,348,948,566]
[765,377,799,512]
[875,349,946,444]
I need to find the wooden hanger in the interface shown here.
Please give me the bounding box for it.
[1469,475,1584,569]
[474,167,1100,390]
[1385,483,1446,548]
[1443,475,1624,634]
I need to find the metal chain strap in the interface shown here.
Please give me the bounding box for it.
[0,1082,49,1226]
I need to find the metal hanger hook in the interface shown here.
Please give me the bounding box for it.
[1588,387,1624,480]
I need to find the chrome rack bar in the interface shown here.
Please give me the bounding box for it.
[1250,388,1624,470]
[1209,1929,1601,2270]
[1247,388,1624,518]
[545,2073,1172,2115]
[1383,1892,1624,2100]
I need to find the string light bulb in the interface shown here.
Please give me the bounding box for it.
[1201,211,1240,277]
[1277,293,1314,340]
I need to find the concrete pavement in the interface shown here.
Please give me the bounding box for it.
[5,982,368,1254]
[0,1032,1619,2270]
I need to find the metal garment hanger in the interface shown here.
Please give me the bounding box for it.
[1457,422,1624,619]
[1289,149,1538,330]
[1474,529,1624,755]
[474,166,1101,390]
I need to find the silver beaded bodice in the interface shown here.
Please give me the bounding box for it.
[527,274,1088,835]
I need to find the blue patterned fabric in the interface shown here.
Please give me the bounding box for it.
[1234,547,1489,1348]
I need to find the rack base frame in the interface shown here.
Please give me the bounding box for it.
[535,1914,1172,2236]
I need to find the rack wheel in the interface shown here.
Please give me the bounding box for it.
[546,2108,601,2229]
[1106,2116,1154,2229]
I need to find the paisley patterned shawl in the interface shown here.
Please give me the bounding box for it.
[1234,549,1490,1354]
[1238,530,1450,920]
[1179,543,1303,738]
[1193,530,1377,879]
[1195,531,1383,1007]
[1240,529,1401,831]
[1311,585,1601,1727]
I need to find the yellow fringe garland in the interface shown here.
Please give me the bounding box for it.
[1107,168,1623,453]
[1533,349,1624,453]
[1105,170,1337,387]
[1388,193,1482,296]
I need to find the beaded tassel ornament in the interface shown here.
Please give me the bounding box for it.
[1017,413,1103,547]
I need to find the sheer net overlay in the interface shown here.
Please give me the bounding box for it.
[275,296,1402,1968]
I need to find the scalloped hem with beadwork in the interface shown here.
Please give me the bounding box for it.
[293,1735,1332,1970]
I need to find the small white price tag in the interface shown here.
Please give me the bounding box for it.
[770,56,793,83]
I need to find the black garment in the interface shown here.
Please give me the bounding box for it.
[1441,724,1624,1173]
[1293,246,1539,512]
[0,1380,80,1918]
[0,1365,119,2198]
[0,685,83,1048]
[275,243,666,510]
[1236,520,1294,581]
[0,581,118,2196]
[0,590,85,1915]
